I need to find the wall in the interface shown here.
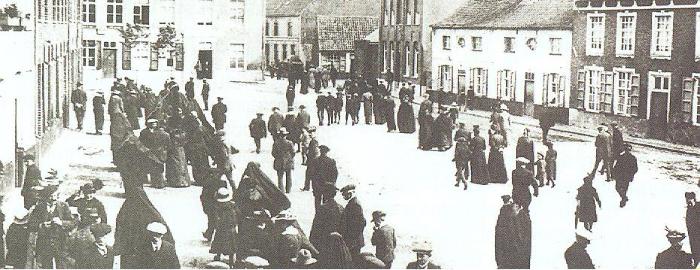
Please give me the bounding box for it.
[354,40,380,79]
[265,16,304,64]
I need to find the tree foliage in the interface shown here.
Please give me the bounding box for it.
[154,24,180,50]
[3,4,19,18]
[118,23,149,48]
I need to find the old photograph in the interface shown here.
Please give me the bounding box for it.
[0,0,700,268]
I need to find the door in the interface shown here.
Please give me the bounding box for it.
[648,91,669,139]
[198,50,213,79]
[524,72,535,116]
[103,49,117,78]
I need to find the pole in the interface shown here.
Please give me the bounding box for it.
[14,98,18,188]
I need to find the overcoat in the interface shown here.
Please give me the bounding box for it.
[272,138,295,171]
[341,197,366,250]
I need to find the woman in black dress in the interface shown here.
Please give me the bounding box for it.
[576,175,601,231]
[397,95,416,133]
[488,124,509,184]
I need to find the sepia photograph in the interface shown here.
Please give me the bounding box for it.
[0,0,700,268]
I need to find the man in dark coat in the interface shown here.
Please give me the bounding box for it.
[286,85,296,109]
[306,145,338,208]
[470,126,490,185]
[76,223,115,269]
[453,137,470,190]
[512,157,539,211]
[140,87,159,121]
[211,97,227,131]
[93,91,106,135]
[334,92,344,125]
[612,143,637,207]
[296,105,311,131]
[309,190,344,258]
[6,209,30,269]
[316,94,327,126]
[210,130,238,188]
[185,77,195,99]
[591,125,613,181]
[202,79,211,110]
[72,83,88,130]
[433,110,454,151]
[135,222,181,269]
[249,113,267,154]
[326,92,336,125]
[268,107,284,139]
[371,211,396,268]
[66,183,108,223]
[29,185,77,269]
[124,89,142,130]
[407,242,441,269]
[272,129,295,193]
[139,119,171,188]
[340,184,366,258]
[516,128,535,172]
[539,107,556,142]
[564,229,594,269]
[655,229,694,269]
[610,123,624,161]
[21,155,42,209]
[495,195,516,269]
[686,192,700,266]
[454,122,471,142]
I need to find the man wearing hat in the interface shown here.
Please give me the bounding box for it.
[610,123,624,163]
[309,184,343,252]
[210,187,240,267]
[305,145,338,207]
[66,183,108,223]
[92,90,106,135]
[371,211,396,268]
[316,92,328,126]
[66,207,102,265]
[272,128,295,193]
[6,208,30,269]
[75,223,114,269]
[136,222,180,269]
[591,125,613,181]
[453,136,471,190]
[185,77,195,99]
[655,228,694,268]
[296,105,311,131]
[211,97,228,130]
[564,228,594,269]
[291,249,318,269]
[268,107,284,140]
[611,143,637,207]
[140,119,171,188]
[71,82,88,130]
[495,195,516,268]
[201,79,211,110]
[301,126,319,166]
[210,130,238,188]
[29,185,76,268]
[407,241,440,269]
[249,112,268,154]
[340,184,367,258]
[21,154,42,209]
[124,86,142,130]
[686,192,700,265]
[512,157,539,211]
[516,128,535,172]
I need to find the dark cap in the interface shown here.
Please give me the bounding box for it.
[319,145,330,153]
[217,97,224,100]
[81,183,96,194]
[24,154,35,161]
[340,184,356,193]
[371,211,386,222]
[90,223,112,237]
[686,192,696,199]
[299,105,306,109]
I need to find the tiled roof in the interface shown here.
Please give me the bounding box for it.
[306,0,381,17]
[317,16,379,51]
[433,0,575,30]
[266,0,315,16]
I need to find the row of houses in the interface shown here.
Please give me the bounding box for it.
[0,0,82,192]
[421,0,700,145]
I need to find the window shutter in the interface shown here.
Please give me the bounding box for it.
[577,70,586,109]
[496,70,502,99]
[629,73,640,117]
[149,43,158,71]
[601,71,614,113]
[483,69,488,96]
[469,68,475,93]
[682,77,695,122]
[543,74,550,105]
[175,43,184,71]
[122,43,131,70]
[559,75,566,107]
[510,71,516,101]
[96,41,102,70]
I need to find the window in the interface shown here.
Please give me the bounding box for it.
[322,52,346,72]
[383,0,390,25]
[543,73,566,107]
[134,5,150,25]
[282,44,287,60]
[586,14,605,56]
[683,77,700,125]
[651,12,673,59]
[470,68,488,96]
[438,65,453,92]
[107,0,123,24]
[230,0,245,24]
[389,42,395,72]
[616,13,636,57]
[390,0,396,25]
[273,21,279,36]
[290,44,296,56]
[504,37,515,53]
[413,42,419,77]
[81,40,96,66]
[150,44,158,70]
[414,0,421,25]
[614,69,634,116]
[82,0,96,23]
[471,37,482,51]
[406,0,413,25]
[648,72,671,119]
[287,22,293,37]
[122,43,132,70]
[273,44,279,62]
[383,42,389,72]
[396,0,402,24]
[442,36,451,50]
[497,70,515,100]
[585,67,603,112]
[230,44,245,69]
[266,21,270,36]
[550,38,561,55]
[404,44,411,76]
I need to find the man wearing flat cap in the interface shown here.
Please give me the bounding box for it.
[612,143,637,207]
[564,228,594,269]
[249,112,267,154]
[511,157,539,211]
[268,107,284,140]
[66,183,107,223]
[407,241,441,269]
[135,222,181,269]
[340,184,366,258]
[305,145,338,208]
[75,223,114,269]
[211,97,228,130]
[655,228,694,269]
[210,130,238,188]
[296,105,311,130]
[72,82,88,131]
[371,211,396,268]
[21,154,42,209]
[29,185,76,268]
[272,128,296,193]
[591,125,613,181]
[140,119,171,189]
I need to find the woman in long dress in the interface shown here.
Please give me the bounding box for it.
[576,175,601,231]
[166,129,192,188]
[470,126,490,184]
[488,124,509,184]
[397,96,416,133]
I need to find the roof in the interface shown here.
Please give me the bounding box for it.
[433,0,574,30]
[266,0,315,17]
[364,29,379,42]
[306,0,381,17]
[317,16,379,51]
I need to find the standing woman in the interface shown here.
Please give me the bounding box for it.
[321,232,354,269]
[385,96,397,132]
[397,95,417,134]
[470,125,490,185]
[488,124,508,184]
[166,129,192,188]
[576,175,601,231]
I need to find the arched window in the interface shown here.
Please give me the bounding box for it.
[273,21,279,36]
[413,41,420,77]
[404,42,410,76]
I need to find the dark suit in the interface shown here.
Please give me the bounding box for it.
[135,240,181,269]
[185,81,195,99]
[76,243,115,269]
[71,89,87,129]
[29,201,76,269]
[211,102,227,130]
[22,164,41,209]
[140,128,171,188]
[612,151,637,201]
[65,196,108,223]
[655,247,694,269]
[201,83,210,110]
[306,155,338,208]
[592,132,613,180]
[407,261,441,269]
[564,243,594,269]
[92,95,106,133]
[268,112,284,139]
[272,138,295,193]
[371,225,396,268]
[342,197,366,256]
[511,167,538,210]
[309,200,344,260]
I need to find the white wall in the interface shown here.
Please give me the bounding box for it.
[431,27,572,107]
[265,16,303,63]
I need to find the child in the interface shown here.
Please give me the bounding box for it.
[535,152,547,187]
[210,187,241,267]
[545,141,558,187]
[6,209,30,269]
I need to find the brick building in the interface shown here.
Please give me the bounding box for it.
[572,0,700,145]
[317,15,378,74]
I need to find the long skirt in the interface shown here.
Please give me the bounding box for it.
[488,149,509,183]
[363,102,373,123]
[576,202,598,223]
[374,102,386,124]
[470,151,490,184]
[397,102,416,133]
[418,120,434,150]
[166,146,191,187]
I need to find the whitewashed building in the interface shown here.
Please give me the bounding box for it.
[431,0,574,117]
[80,0,265,85]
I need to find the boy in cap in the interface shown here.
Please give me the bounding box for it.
[655,227,694,269]
[66,183,107,223]
[249,112,268,154]
[75,223,114,269]
[407,241,440,269]
[21,154,42,209]
[564,228,594,269]
[371,210,396,268]
[136,222,180,269]
[6,209,30,269]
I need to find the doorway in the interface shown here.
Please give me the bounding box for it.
[524,72,535,116]
[103,49,117,78]
[198,50,213,79]
[648,91,669,139]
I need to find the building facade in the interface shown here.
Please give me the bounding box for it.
[572,0,700,145]
[317,15,378,74]
[0,0,82,192]
[379,0,470,88]
[432,0,574,118]
[80,0,265,85]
